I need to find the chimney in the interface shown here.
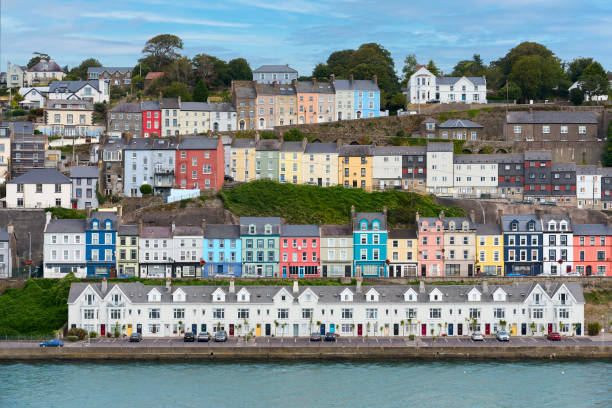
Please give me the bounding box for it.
[138,219,143,234]
[349,74,354,85]
[330,74,335,83]
[336,138,343,149]
[292,280,299,294]
[529,107,533,115]
[45,211,52,227]
[372,75,377,85]
[482,280,489,294]
[415,211,420,223]
[7,223,13,236]
[117,205,122,218]
[351,205,355,220]
[101,278,108,294]
[201,218,207,235]
[302,137,307,151]
[606,216,612,227]
[419,280,426,293]
[171,221,176,233]
[229,277,235,293]
[439,210,445,220]
[383,206,388,219]
[291,78,297,88]
[255,131,260,143]
[470,209,476,223]
[86,207,92,218]
[545,280,551,292]
[166,277,171,292]
[356,277,363,293]
[158,91,162,104]
[535,208,543,219]
[497,209,503,224]
[177,95,181,107]
[312,77,317,87]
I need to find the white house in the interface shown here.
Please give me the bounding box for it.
[139,225,174,278]
[540,214,573,276]
[70,166,100,209]
[171,224,204,278]
[0,225,14,278]
[405,66,487,104]
[67,280,586,338]
[6,168,71,208]
[576,165,602,209]
[6,62,25,88]
[24,59,65,86]
[569,81,609,102]
[452,155,498,198]
[43,215,87,278]
[18,87,49,108]
[253,65,298,84]
[48,80,109,104]
[372,147,406,190]
[426,142,454,196]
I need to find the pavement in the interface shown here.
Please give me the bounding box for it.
[2,335,611,348]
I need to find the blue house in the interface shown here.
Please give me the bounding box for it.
[501,214,543,276]
[86,210,118,277]
[203,224,242,277]
[333,76,380,120]
[352,206,388,277]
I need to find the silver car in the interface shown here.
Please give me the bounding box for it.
[214,330,228,342]
[471,332,484,341]
[496,331,510,342]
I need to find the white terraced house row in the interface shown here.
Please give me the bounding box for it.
[67,280,585,338]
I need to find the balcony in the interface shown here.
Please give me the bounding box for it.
[154,168,174,175]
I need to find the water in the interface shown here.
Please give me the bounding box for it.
[1,361,610,408]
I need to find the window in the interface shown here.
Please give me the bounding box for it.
[341,308,353,319]
[149,309,160,319]
[429,308,441,318]
[213,308,225,319]
[365,308,377,319]
[277,308,289,319]
[302,308,313,319]
[173,308,185,319]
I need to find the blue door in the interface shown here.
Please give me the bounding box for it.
[299,267,304,278]
[576,324,581,335]
[448,323,453,336]
[320,324,325,335]
[330,324,335,333]
[282,267,287,278]
[192,324,197,334]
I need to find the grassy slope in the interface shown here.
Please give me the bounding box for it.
[218,180,465,228]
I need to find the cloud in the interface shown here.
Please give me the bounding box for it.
[80,11,250,28]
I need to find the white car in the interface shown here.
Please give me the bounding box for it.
[471,332,484,341]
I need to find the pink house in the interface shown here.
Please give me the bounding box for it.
[572,224,612,276]
[416,212,445,277]
[280,225,320,278]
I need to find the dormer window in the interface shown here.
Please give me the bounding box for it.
[281,295,286,301]
[111,293,121,304]
[249,225,256,234]
[372,221,379,231]
[216,295,222,301]
[528,221,535,232]
[449,222,455,232]
[560,223,567,231]
[511,221,518,231]
[360,221,368,231]
[548,221,556,231]
[462,223,468,232]
[241,294,246,301]
[264,224,272,234]
[106,221,112,230]
[344,295,349,301]
[92,220,98,229]
[370,294,375,301]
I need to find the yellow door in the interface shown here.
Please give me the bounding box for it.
[127,324,132,336]
[256,324,261,336]
[384,326,389,336]
[511,323,517,336]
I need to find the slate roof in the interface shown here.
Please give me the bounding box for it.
[174,226,203,236]
[439,119,483,128]
[437,76,486,86]
[141,100,160,110]
[475,223,502,235]
[427,142,454,152]
[319,225,352,237]
[551,163,576,172]
[256,139,281,151]
[47,99,93,110]
[231,138,256,149]
[576,165,601,175]
[374,146,425,156]
[304,142,338,154]
[67,281,585,305]
[353,212,386,230]
[333,79,379,92]
[88,66,132,74]
[70,166,99,178]
[501,214,542,232]
[506,111,597,124]
[417,217,475,230]
[1,121,34,135]
[253,65,297,74]
[233,82,257,99]
[239,217,282,235]
[8,168,70,184]
[296,81,335,93]
[204,224,240,239]
[110,103,141,113]
[88,211,119,226]
[540,214,572,231]
[177,137,219,150]
[524,151,551,161]
[44,219,86,234]
[338,145,374,156]
[180,102,234,112]
[49,80,101,93]
[28,59,63,72]
[281,225,319,237]
[280,141,304,152]
[573,224,612,236]
[126,138,177,150]
[388,229,417,239]
[160,98,180,109]
[496,153,524,163]
[118,224,139,236]
[0,227,9,241]
[454,154,504,164]
[140,225,172,239]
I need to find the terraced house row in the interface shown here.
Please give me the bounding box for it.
[43,206,612,279]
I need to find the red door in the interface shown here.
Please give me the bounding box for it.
[100,324,106,336]
[229,324,234,336]
[548,324,553,334]
[72,202,77,209]
[458,324,463,336]
[421,324,427,336]
[485,324,490,335]
[357,324,362,336]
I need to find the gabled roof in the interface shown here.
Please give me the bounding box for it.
[27,59,63,73]
[45,219,86,234]
[180,102,234,112]
[333,79,379,92]
[231,138,256,148]
[253,65,297,74]
[353,212,386,230]
[8,168,70,184]
[160,98,180,109]
[540,214,572,232]
[524,151,551,161]
[239,217,282,235]
[506,111,597,124]
[551,162,576,172]
[141,100,160,110]
[439,119,483,128]
[256,139,281,151]
[49,80,101,94]
[436,76,486,86]
[70,166,99,178]
[388,229,417,239]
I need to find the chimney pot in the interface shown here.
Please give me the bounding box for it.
[166,277,171,292]
[419,281,426,293]
[292,280,299,294]
[102,278,108,293]
[229,278,235,293]
[356,278,362,293]
[45,211,52,227]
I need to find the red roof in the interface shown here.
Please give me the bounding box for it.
[145,72,164,80]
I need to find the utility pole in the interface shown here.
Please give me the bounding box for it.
[28,232,31,279]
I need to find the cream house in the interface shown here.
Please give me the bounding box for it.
[44,99,94,137]
[6,168,71,208]
[301,142,339,186]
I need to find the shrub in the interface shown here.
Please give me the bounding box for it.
[140,184,153,195]
[89,331,98,339]
[259,131,278,139]
[11,109,27,117]
[467,109,479,119]
[67,336,78,342]
[68,327,88,340]
[395,129,405,137]
[588,322,601,336]
[408,334,415,341]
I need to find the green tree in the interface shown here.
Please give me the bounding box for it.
[140,184,152,195]
[601,120,612,166]
[162,81,191,100]
[192,79,209,102]
[401,54,418,84]
[578,61,610,100]
[388,92,406,114]
[495,42,556,75]
[193,54,231,88]
[509,55,543,101]
[164,56,194,85]
[452,54,485,76]
[567,57,593,82]
[133,62,151,78]
[312,63,331,81]
[569,87,584,105]
[426,60,439,76]
[140,34,183,71]
[93,102,107,123]
[27,52,50,68]
[326,49,354,77]
[66,58,102,80]
[228,58,252,81]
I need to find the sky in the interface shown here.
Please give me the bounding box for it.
[1,0,611,77]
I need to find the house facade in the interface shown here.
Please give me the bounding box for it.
[0,126,10,183]
[6,62,25,88]
[255,139,280,181]
[405,66,487,104]
[230,138,256,182]
[0,226,14,278]
[475,224,504,276]
[439,119,483,140]
[172,225,204,278]
[338,145,374,190]
[280,225,320,278]
[332,76,380,119]
[302,142,339,186]
[572,224,612,276]
[416,213,444,277]
[387,229,418,277]
[124,138,177,197]
[24,59,65,86]
[502,214,543,276]
[48,80,109,104]
[279,141,305,184]
[44,99,96,137]
[541,214,573,276]
[240,217,281,278]
[353,208,388,277]
[87,66,133,87]
[43,217,87,278]
[232,81,257,130]
[141,100,161,138]
[117,224,138,278]
[426,142,454,196]
[86,210,118,278]
[139,225,173,278]
[175,137,224,191]
[108,103,142,138]
[253,65,298,84]
[443,217,477,277]
[203,224,242,277]
[506,111,599,142]
[319,225,353,278]
[6,168,71,208]
[70,166,99,209]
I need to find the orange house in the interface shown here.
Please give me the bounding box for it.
[295,79,335,125]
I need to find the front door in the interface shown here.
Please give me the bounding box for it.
[330,324,335,333]
[485,323,490,335]
[127,324,132,336]
[299,267,304,278]
[548,323,553,334]
[320,324,325,335]
[229,324,234,336]
[468,264,473,277]
[322,265,327,277]
[72,202,77,209]
[345,265,351,277]
[357,324,363,336]
[265,324,271,336]
[421,324,427,336]
[576,323,581,335]
[457,324,463,336]
[137,324,142,334]
[192,324,197,334]
[421,264,426,276]
[448,323,453,336]
[100,324,106,336]
[317,178,322,186]
[256,324,261,336]
[521,323,527,335]
[293,324,299,337]
[393,324,399,336]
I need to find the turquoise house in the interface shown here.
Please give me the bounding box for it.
[203,224,242,277]
[352,206,388,277]
[240,217,281,277]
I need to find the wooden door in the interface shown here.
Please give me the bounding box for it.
[357,324,362,336]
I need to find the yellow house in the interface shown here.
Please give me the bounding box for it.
[230,138,257,182]
[117,224,139,277]
[302,142,339,186]
[388,229,418,277]
[476,223,504,276]
[338,144,374,191]
[279,139,306,184]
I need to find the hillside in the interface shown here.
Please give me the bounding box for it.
[218,180,465,227]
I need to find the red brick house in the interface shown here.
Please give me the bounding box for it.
[280,225,321,278]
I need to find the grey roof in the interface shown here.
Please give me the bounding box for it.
[102,138,126,151]
[232,138,256,148]
[475,223,502,235]
[427,142,454,152]
[126,138,178,150]
[496,153,524,163]
[339,145,374,156]
[374,146,423,156]
[422,117,438,124]
[501,214,542,232]
[256,139,281,151]
[253,65,297,74]
[280,141,304,152]
[28,59,63,72]
[160,98,180,109]
[88,211,118,226]
[296,81,335,94]
[0,227,9,241]
[601,168,612,178]
[8,168,70,184]
[506,111,597,124]
[319,225,352,237]
[44,219,86,233]
[178,137,219,150]
[208,102,235,112]
[454,154,503,164]
[332,79,379,92]
[204,224,240,239]
[180,102,235,112]
[110,103,141,113]
[551,163,576,172]
[47,99,93,110]
[304,142,338,154]
[141,100,160,110]
[573,224,612,235]
[118,224,139,236]
[140,225,172,239]
[49,80,101,93]
[540,214,572,231]
[524,151,551,161]
[443,217,476,230]
[88,66,132,74]
[233,83,257,99]
[255,83,296,96]
[174,226,203,236]
[353,212,386,230]
[437,76,486,86]
[388,229,417,239]
[576,165,601,175]
[70,166,99,178]
[401,146,427,155]
[439,119,483,128]
[1,121,33,135]
[239,217,282,235]
[281,225,319,237]
[67,281,584,305]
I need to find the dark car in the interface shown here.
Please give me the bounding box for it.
[40,338,63,348]
[324,332,336,342]
[129,333,142,342]
[224,175,234,182]
[310,333,322,342]
[197,332,211,342]
[547,332,562,341]
[184,332,195,342]
[214,331,228,342]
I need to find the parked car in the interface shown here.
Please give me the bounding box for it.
[324,332,337,342]
[184,332,195,342]
[310,333,322,342]
[224,175,234,182]
[471,332,484,341]
[496,331,510,342]
[547,332,562,341]
[40,338,64,348]
[214,331,228,342]
[129,333,142,342]
[197,332,211,342]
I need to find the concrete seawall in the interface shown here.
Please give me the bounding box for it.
[2,346,611,362]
